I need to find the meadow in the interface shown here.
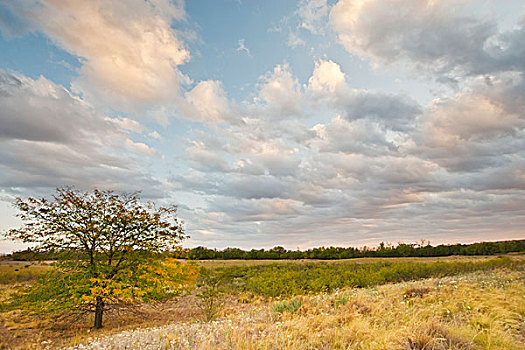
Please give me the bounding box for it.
[0,255,523,349]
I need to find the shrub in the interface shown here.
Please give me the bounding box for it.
[272,298,302,314]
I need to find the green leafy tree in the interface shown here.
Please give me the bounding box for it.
[5,187,198,328]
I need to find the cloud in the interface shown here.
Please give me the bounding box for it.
[330,0,525,81]
[0,70,162,197]
[172,56,525,248]
[337,90,422,131]
[210,197,303,222]
[287,32,305,48]
[236,39,251,56]
[5,0,190,111]
[330,0,495,77]
[185,140,230,173]
[125,139,158,157]
[310,116,397,156]
[296,0,330,35]
[0,3,34,39]
[257,64,303,117]
[413,73,525,172]
[184,80,235,123]
[308,59,346,93]
[283,0,330,49]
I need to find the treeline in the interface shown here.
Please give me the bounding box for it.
[186,239,525,260]
[4,239,524,261]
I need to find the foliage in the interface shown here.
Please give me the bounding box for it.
[3,187,196,328]
[8,258,198,313]
[186,239,525,260]
[209,256,521,297]
[272,298,302,314]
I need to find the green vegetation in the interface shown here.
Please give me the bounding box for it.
[272,298,303,314]
[186,240,525,260]
[209,256,522,297]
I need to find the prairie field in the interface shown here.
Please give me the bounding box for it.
[0,255,524,349]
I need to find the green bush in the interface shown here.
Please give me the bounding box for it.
[272,298,302,314]
[209,256,521,297]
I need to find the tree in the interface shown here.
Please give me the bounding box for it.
[5,187,198,328]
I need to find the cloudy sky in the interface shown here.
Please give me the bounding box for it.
[1,0,524,253]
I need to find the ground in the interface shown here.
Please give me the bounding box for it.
[0,256,524,349]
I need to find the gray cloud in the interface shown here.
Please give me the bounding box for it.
[330,0,525,81]
[0,70,163,198]
[337,91,422,132]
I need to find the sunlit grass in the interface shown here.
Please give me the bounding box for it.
[0,264,51,284]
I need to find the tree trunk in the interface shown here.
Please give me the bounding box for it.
[94,296,104,329]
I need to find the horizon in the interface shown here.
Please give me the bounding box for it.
[1,0,525,254]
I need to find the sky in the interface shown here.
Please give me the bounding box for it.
[1,0,525,253]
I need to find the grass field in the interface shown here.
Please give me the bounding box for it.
[0,264,52,284]
[0,255,523,349]
[67,268,525,349]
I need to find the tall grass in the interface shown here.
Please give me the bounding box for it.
[0,264,50,284]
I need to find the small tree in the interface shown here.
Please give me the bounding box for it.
[5,187,198,328]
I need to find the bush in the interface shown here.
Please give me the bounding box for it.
[272,298,302,314]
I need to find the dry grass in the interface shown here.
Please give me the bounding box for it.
[0,294,203,349]
[67,268,525,350]
[0,264,51,284]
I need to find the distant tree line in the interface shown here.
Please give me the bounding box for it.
[4,239,524,262]
[184,240,525,260]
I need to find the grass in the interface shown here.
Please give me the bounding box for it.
[0,255,524,349]
[0,264,51,284]
[66,268,525,349]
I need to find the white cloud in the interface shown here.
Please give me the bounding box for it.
[125,139,158,157]
[308,59,346,93]
[148,131,163,140]
[3,0,525,249]
[236,38,251,56]
[173,55,525,247]
[184,80,234,123]
[6,0,190,111]
[296,0,330,35]
[257,64,303,117]
[287,32,305,48]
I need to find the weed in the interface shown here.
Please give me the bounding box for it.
[196,270,225,321]
[272,298,302,314]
